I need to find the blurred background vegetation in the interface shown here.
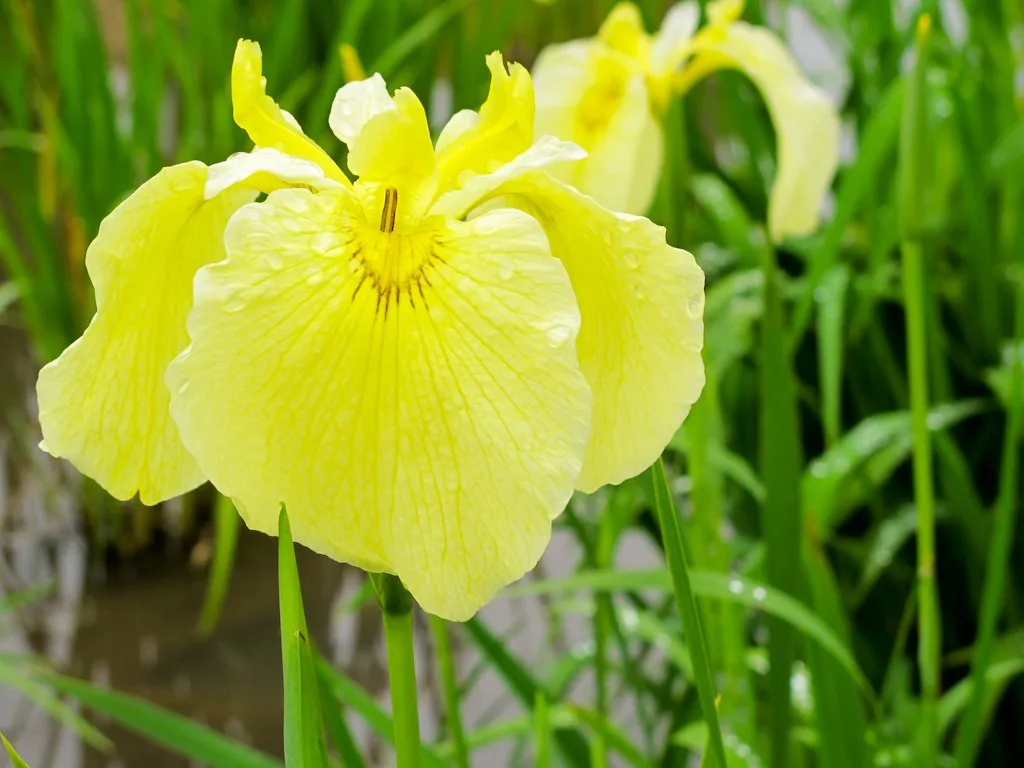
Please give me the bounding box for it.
[1,0,1023,766]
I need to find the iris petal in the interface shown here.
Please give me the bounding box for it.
[205,147,344,198]
[231,39,349,185]
[167,188,591,620]
[684,22,840,239]
[485,172,705,490]
[328,73,395,147]
[435,53,535,191]
[36,162,253,504]
[649,2,700,77]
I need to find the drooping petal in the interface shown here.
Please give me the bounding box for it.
[231,39,349,185]
[168,188,591,620]
[36,162,253,504]
[328,73,394,147]
[682,21,840,239]
[205,147,344,198]
[486,172,705,491]
[435,52,535,191]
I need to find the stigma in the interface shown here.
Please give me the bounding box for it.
[379,187,399,233]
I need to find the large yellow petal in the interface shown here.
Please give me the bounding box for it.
[231,39,349,185]
[167,188,591,620]
[683,22,840,239]
[495,173,705,490]
[36,162,253,504]
[435,52,535,192]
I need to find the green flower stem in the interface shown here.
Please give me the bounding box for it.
[372,574,421,768]
[428,616,469,768]
[898,15,940,764]
[651,458,728,768]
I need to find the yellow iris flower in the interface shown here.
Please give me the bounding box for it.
[532,0,840,240]
[36,41,705,620]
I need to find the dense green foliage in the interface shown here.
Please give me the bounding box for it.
[1,0,1022,766]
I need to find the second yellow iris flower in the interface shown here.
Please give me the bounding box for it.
[532,0,840,240]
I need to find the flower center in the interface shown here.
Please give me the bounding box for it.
[349,186,442,315]
[574,54,631,148]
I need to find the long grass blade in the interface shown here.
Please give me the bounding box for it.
[278,506,328,768]
[650,459,728,768]
[1,733,30,768]
[36,672,282,767]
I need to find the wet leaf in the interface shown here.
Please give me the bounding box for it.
[803,400,986,535]
[854,504,918,602]
[503,569,873,698]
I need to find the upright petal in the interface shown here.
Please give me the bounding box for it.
[435,53,535,192]
[231,39,349,185]
[487,173,705,490]
[532,40,594,149]
[328,73,394,147]
[683,22,840,239]
[36,162,253,504]
[649,2,700,78]
[598,2,650,59]
[168,188,591,620]
[346,88,435,183]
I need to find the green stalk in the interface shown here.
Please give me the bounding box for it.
[651,458,728,768]
[372,574,421,768]
[898,15,940,765]
[428,616,469,768]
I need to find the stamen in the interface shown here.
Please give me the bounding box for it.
[379,187,399,233]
